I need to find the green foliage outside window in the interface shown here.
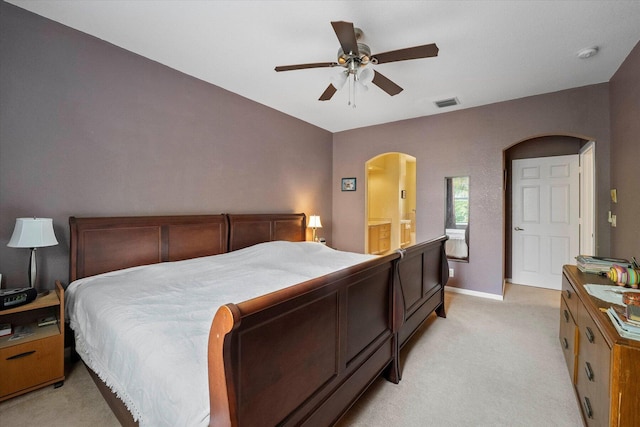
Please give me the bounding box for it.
[453,177,469,225]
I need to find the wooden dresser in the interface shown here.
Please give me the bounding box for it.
[560,265,640,426]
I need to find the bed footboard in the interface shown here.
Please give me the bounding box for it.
[390,235,449,382]
[397,236,449,342]
[208,253,400,426]
[208,237,449,426]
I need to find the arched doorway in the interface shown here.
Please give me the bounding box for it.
[505,135,595,289]
[365,152,416,254]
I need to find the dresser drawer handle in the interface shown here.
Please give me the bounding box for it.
[563,338,569,349]
[583,396,593,419]
[585,361,594,381]
[563,309,569,322]
[7,350,36,360]
[565,289,572,299]
[585,327,595,343]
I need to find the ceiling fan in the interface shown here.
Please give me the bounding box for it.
[275,21,439,103]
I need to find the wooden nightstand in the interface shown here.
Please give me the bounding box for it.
[0,281,65,401]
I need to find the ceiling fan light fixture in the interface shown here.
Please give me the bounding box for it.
[331,70,349,90]
[355,80,369,92]
[337,48,348,65]
[337,43,371,67]
[357,43,371,65]
[358,68,374,85]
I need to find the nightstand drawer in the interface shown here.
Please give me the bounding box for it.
[0,334,63,397]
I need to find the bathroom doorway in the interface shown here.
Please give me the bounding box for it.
[365,153,416,255]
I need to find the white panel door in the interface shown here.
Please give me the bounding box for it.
[512,155,579,290]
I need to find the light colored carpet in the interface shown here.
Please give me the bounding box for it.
[0,283,583,426]
[338,283,583,427]
[0,352,119,427]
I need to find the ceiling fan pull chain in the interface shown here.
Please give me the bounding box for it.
[352,75,356,108]
[347,74,356,108]
[352,73,357,108]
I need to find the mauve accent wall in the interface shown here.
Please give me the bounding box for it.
[610,41,640,260]
[0,3,333,289]
[332,84,611,297]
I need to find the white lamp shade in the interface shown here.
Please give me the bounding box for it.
[308,215,322,228]
[7,218,58,248]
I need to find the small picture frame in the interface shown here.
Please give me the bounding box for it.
[341,177,356,191]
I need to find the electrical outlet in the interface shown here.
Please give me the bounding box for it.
[449,268,454,278]
[611,214,617,227]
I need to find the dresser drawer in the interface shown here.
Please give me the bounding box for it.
[576,302,611,427]
[559,296,577,382]
[0,334,64,397]
[561,274,578,320]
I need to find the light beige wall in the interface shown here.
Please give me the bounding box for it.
[333,84,611,296]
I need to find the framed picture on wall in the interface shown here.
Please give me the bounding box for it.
[341,177,356,191]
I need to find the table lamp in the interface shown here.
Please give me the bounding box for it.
[308,215,322,242]
[7,218,58,288]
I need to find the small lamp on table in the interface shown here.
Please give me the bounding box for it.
[308,215,322,242]
[7,218,59,289]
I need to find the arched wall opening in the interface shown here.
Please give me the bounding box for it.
[504,134,594,281]
[365,152,416,255]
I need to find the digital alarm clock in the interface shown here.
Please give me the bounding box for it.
[0,287,37,311]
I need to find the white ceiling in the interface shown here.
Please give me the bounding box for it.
[8,1,640,133]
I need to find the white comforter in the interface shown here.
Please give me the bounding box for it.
[66,241,375,427]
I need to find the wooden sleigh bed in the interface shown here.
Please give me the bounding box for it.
[67,213,448,426]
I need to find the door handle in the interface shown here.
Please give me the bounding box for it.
[514,227,525,231]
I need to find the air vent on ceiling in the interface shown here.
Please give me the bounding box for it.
[434,97,460,108]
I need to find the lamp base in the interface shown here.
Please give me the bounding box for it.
[28,247,38,289]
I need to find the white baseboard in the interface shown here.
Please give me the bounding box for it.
[445,285,504,301]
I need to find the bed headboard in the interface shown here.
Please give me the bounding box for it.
[69,213,307,281]
[227,213,306,251]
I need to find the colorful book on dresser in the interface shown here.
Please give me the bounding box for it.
[576,255,632,274]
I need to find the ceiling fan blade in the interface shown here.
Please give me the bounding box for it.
[275,62,337,72]
[331,21,359,56]
[319,84,338,101]
[372,71,403,96]
[372,43,439,64]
